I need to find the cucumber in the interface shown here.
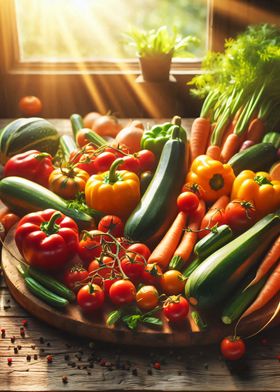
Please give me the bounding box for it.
[262,132,280,149]
[0,176,97,230]
[124,126,187,243]
[59,135,77,160]
[228,143,278,175]
[70,114,84,139]
[0,118,59,164]
[70,113,108,147]
[185,210,280,309]
[194,225,233,260]
[24,276,69,308]
[27,266,75,302]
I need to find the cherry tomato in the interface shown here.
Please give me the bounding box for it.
[18,95,42,116]
[70,146,97,176]
[64,264,89,292]
[224,200,256,233]
[177,191,200,213]
[88,256,115,286]
[78,230,103,264]
[106,236,131,258]
[98,215,124,237]
[1,213,20,233]
[77,283,104,312]
[220,336,246,361]
[142,263,163,286]
[118,155,140,175]
[109,279,136,306]
[136,285,159,311]
[126,243,151,261]
[181,182,206,199]
[163,295,189,323]
[103,276,120,296]
[198,208,226,239]
[94,152,116,173]
[121,253,146,282]
[136,150,157,172]
[161,270,185,295]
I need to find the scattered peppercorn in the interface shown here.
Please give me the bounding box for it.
[39,337,45,344]
[20,327,25,337]
[153,362,161,370]
[1,328,6,338]
[31,345,36,350]
[34,354,38,360]
[46,355,53,363]
[62,376,68,384]
[47,342,51,347]
[132,368,138,376]
[14,347,18,354]
[10,336,16,343]
[64,354,70,361]
[26,355,31,361]
[21,320,28,327]
[147,368,153,375]
[7,358,12,365]
[17,345,22,350]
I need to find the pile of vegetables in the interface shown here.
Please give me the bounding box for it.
[0,23,279,362]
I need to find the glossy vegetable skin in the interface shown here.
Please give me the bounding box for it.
[15,209,79,271]
[49,167,89,199]
[3,150,54,189]
[194,224,233,260]
[125,126,187,243]
[187,155,235,202]
[185,210,280,309]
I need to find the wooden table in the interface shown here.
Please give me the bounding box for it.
[0,119,279,392]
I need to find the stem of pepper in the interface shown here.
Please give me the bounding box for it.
[41,212,62,236]
[107,158,124,183]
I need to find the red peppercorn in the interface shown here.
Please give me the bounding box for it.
[1,328,6,337]
[46,354,53,363]
[20,327,25,337]
[153,362,161,370]
[21,320,28,327]
[7,358,12,365]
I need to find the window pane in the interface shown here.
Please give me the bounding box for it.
[15,0,208,61]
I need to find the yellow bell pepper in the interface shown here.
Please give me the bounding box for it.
[187,155,235,202]
[85,158,140,219]
[231,170,280,218]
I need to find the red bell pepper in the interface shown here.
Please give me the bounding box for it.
[15,209,79,271]
[3,150,54,188]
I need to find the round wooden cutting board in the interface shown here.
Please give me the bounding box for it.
[2,228,280,347]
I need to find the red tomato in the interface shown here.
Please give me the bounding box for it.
[78,230,103,264]
[70,145,97,176]
[98,215,124,237]
[224,200,256,233]
[142,263,163,286]
[109,279,136,306]
[136,285,159,311]
[198,208,226,239]
[220,336,246,361]
[118,155,140,175]
[177,192,200,213]
[126,243,151,261]
[94,152,116,173]
[181,182,206,200]
[136,150,157,172]
[18,96,42,116]
[64,264,89,292]
[106,236,131,258]
[104,144,130,157]
[163,295,189,323]
[161,270,185,295]
[1,213,20,233]
[103,276,120,296]
[77,283,104,312]
[88,256,115,286]
[121,253,146,282]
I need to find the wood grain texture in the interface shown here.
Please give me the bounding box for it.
[2,228,280,349]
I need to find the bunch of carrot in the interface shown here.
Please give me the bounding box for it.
[188,24,280,164]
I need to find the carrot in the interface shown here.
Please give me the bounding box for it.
[239,261,280,320]
[220,133,241,163]
[244,236,280,290]
[221,106,243,147]
[206,145,221,161]
[199,195,229,239]
[169,200,206,270]
[147,211,188,271]
[246,117,266,143]
[190,118,211,163]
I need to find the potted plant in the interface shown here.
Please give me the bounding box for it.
[123,26,199,82]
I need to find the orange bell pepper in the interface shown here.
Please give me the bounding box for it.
[187,155,235,202]
[85,158,140,219]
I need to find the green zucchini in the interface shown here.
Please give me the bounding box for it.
[70,114,84,139]
[221,274,267,325]
[228,143,278,175]
[83,129,108,147]
[0,118,59,164]
[194,225,233,260]
[24,276,69,308]
[185,210,280,309]
[124,126,187,243]
[182,258,201,278]
[27,266,75,302]
[0,176,98,230]
[59,135,77,160]
[262,132,280,149]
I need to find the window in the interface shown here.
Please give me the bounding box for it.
[15,0,208,62]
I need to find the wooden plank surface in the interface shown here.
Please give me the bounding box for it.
[0,118,280,391]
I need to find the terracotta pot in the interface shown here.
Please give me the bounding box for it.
[138,53,173,82]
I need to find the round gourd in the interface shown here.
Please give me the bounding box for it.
[0,117,59,164]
